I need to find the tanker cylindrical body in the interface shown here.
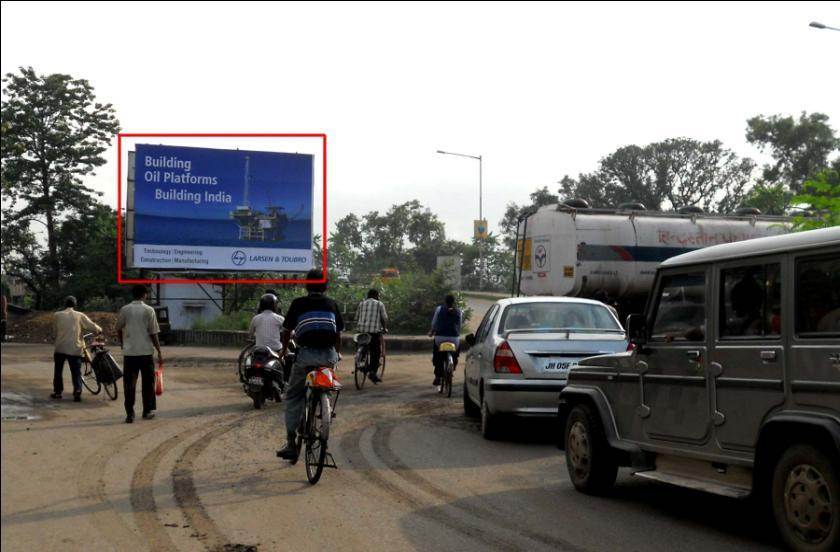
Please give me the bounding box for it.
[516,205,788,304]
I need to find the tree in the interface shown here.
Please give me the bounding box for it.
[1,67,120,307]
[558,139,755,213]
[56,204,124,307]
[742,182,791,216]
[746,112,839,193]
[790,170,840,231]
[329,200,448,278]
[499,186,558,248]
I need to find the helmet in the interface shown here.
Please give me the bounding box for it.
[258,293,278,313]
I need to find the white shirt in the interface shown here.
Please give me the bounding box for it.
[116,301,160,357]
[249,310,285,350]
[54,308,101,356]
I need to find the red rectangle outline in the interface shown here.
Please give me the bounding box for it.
[116,133,328,285]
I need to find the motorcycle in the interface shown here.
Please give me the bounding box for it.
[238,339,298,409]
[239,342,283,409]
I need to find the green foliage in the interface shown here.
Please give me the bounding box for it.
[193,310,254,331]
[330,200,448,277]
[196,270,471,334]
[791,170,840,231]
[742,182,792,216]
[557,138,755,214]
[1,67,120,308]
[84,295,126,313]
[376,271,471,334]
[746,112,839,193]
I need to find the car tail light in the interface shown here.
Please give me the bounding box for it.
[626,342,635,352]
[493,341,522,374]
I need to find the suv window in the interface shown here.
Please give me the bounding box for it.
[720,263,781,338]
[796,254,840,336]
[650,272,706,342]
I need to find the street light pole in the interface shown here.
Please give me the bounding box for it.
[810,21,840,32]
[437,149,484,290]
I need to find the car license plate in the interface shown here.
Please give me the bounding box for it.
[248,377,263,386]
[540,358,577,374]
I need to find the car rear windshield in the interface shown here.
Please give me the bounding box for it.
[498,302,621,334]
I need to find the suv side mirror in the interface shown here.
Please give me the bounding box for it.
[465,333,476,348]
[626,314,647,345]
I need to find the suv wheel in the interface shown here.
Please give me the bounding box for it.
[772,444,839,552]
[565,404,617,495]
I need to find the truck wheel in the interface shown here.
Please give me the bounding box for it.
[463,381,480,418]
[772,444,839,552]
[565,404,617,495]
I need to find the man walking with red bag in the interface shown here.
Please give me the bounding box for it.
[116,285,163,423]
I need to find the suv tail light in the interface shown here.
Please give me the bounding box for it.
[493,341,522,374]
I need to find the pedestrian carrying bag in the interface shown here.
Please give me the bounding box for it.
[155,361,164,396]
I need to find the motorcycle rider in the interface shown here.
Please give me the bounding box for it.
[276,269,343,460]
[428,294,462,391]
[248,293,285,351]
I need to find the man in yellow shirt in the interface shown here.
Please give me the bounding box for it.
[52,296,101,401]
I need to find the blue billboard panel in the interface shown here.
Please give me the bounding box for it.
[132,144,313,272]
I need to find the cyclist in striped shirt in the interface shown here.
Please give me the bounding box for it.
[354,289,388,384]
[276,269,344,460]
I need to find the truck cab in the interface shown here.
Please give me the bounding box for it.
[559,227,840,551]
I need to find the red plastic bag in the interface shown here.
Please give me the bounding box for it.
[155,362,164,396]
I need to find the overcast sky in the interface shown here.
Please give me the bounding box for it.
[2,1,839,242]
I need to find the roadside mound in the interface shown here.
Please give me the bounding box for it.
[8,311,120,345]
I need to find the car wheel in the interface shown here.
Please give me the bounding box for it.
[481,397,500,440]
[772,444,839,552]
[463,381,480,418]
[564,404,617,495]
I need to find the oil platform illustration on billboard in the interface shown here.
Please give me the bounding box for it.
[230,156,304,242]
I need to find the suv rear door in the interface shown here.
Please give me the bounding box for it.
[711,258,786,452]
[790,251,840,411]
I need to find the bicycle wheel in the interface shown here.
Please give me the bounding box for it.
[377,351,386,381]
[444,355,453,398]
[305,393,330,484]
[354,349,368,390]
[103,379,118,401]
[81,362,101,395]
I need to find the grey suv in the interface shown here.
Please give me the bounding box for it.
[559,227,840,551]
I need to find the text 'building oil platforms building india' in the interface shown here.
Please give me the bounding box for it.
[515,203,789,314]
[126,144,314,273]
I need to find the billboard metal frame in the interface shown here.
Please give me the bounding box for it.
[116,133,327,285]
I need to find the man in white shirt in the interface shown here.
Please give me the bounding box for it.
[52,296,102,401]
[116,285,163,423]
[249,293,285,350]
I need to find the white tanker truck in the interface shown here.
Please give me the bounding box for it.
[513,202,789,316]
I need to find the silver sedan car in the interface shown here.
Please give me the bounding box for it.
[462,297,628,439]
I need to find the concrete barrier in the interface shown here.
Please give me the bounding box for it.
[169,329,434,352]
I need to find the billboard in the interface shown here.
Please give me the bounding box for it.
[131,144,313,272]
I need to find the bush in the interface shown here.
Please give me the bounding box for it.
[194,270,470,335]
[193,310,253,331]
[83,295,125,313]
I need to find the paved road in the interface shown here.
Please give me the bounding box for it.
[1,343,782,551]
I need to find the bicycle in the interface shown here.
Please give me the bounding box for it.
[290,364,342,485]
[352,333,386,390]
[437,341,457,398]
[80,333,120,401]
